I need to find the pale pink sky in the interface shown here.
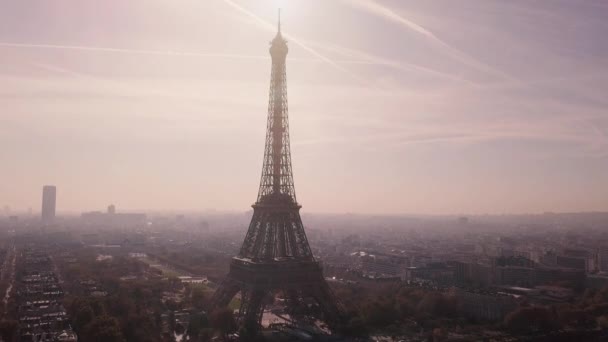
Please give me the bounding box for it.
[1,0,607,215]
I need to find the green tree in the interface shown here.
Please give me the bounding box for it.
[82,315,125,342]
[191,285,207,309]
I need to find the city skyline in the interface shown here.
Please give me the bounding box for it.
[2,0,608,215]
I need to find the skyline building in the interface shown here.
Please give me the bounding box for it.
[41,185,56,223]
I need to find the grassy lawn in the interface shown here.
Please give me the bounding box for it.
[229,297,241,311]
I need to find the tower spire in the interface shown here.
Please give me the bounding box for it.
[278,8,281,34]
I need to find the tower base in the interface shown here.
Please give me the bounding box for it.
[211,258,342,333]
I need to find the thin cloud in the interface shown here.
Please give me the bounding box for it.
[0,42,268,60]
[31,62,86,78]
[26,62,216,108]
[343,0,516,82]
[0,41,382,67]
[311,41,478,86]
[295,107,606,156]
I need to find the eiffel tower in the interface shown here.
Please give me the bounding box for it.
[211,11,342,333]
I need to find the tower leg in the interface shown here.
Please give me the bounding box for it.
[240,288,268,333]
[284,289,301,314]
[210,278,240,309]
[309,282,343,324]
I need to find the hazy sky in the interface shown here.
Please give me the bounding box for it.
[1,0,607,215]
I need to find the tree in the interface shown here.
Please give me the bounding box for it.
[210,308,237,339]
[417,293,457,317]
[168,275,181,289]
[198,328,214,342]
[82,315,125,342]
[361,297,397,327]
[585,303,608,316]
[73,303,95,332]
[338,316,368,337]
[558,308,595,329]
[0,320,18,342]
[432,327,447,342]
[165,298,181,312]
[191,285,207,309]
[188,311,209,339]
[122,312,158,342]
[504,306,558,334]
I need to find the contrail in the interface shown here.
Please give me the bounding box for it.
[218,0,365,82]
[312,41,478,86]
[0,41,361,65]
[0,42,268,60]
[344,0,516,82]
[29,61,170,98]
[31,62,85,78]
[3,40,460,83]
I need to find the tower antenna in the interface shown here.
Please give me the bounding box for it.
[278,8,281,33]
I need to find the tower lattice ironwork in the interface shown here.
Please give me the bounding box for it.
[210,12,342,333]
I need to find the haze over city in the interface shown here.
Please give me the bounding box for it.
[2,0,608,214]
[3,1,608,342]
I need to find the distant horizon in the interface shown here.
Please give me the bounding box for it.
[5,204,608,218]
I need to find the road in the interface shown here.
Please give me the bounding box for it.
[2,244,17,314]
